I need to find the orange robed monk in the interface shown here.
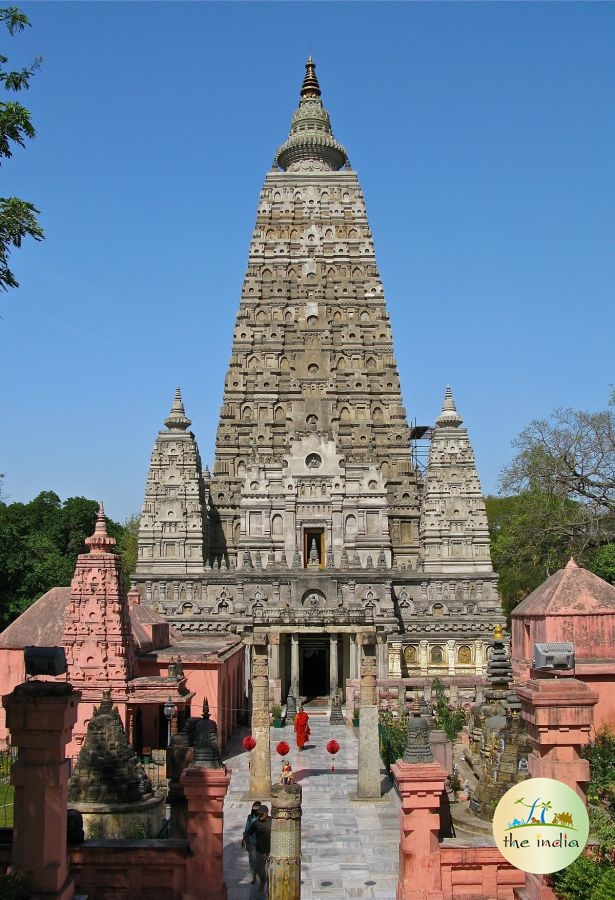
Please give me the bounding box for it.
[294,705,310,750]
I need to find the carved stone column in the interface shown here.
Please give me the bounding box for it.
[3,681,80,900]
[349,634,359,680]
[269,631,280,681]
[447,639,456,676]
[290,633,300,698]
[250,636,272,798]
[376,632,388,680]
[269,783,302,900]
[389,639,402,677]
[357,637,381,798]
[329,634,338,696]
[419,639,428,676]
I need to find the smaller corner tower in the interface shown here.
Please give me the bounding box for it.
[420,387,494,576]
[136,389,208,600]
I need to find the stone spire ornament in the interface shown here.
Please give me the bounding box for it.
[275,57,348,171]
[85,503,116,554]
[164,386,192,432]
[435,385,463,429]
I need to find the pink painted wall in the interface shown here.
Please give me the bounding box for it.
[0,649,24,741]
[512,612,615,730]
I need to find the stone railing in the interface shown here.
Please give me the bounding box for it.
[439,840,524,898]
[250,607,374,627]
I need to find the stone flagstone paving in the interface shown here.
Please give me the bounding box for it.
[223,713,401,899]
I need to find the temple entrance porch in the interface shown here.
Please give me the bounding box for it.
[265,629,369,702]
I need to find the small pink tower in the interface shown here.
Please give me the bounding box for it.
[62,503,138,751]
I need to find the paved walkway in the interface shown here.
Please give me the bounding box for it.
[223,712,401,899]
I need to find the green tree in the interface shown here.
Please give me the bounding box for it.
[0,491,125,627]
[431,677,467,742]
[117,513,139,584]
[0,6,44,291]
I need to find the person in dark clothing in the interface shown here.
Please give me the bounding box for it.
[241,800,262,884]
[248,804,272,892]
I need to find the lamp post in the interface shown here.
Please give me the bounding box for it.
[163,696,176,823]
[163,696,177,747]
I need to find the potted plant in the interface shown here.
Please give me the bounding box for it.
[271,703,283,727]
[352,706,360,727]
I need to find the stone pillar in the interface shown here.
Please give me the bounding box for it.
[419,640,428,676]
[391,758,447,900]
[349,634,359,680]
[290,633,300,698]
[447,640,456,676]
[514,677,598,900]
[181,765,231,900]
[270,636,280,682]
[357,638,381,798]
[3,682,80,900]
[269,783,302,900]
[389,639,402,677]
[250,636,272,798]
[376,633,388,680]
[329,634,338,696]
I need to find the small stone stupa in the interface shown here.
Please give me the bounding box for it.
[403,697,434,764]
[68,691,165,838]
[469,627,531,819]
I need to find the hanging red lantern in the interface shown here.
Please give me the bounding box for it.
[276,740,290,757]
[326,739,340,772]
[243,736,256,751]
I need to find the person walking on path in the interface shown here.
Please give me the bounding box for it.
[294,705,310,750]
[241,800,261,885]
[248,804,271,893]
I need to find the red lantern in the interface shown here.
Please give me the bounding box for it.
[326,739,340,772]
[243,736,256,751]
[276,741,290,757]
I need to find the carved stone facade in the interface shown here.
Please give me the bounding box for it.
[134,59,503,697]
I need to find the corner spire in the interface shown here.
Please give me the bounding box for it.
[164,387,192,432]
[275,57,348,172]
[435,386,463,428]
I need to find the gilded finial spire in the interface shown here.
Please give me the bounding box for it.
[300,56,321,99]
[164,386,192,432]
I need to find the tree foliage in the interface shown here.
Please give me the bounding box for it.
[549,727,615,898]
[0,6,44,291]
[431,677,467,742]
[501,400,615,543]
[490,394,615,619]
[0,491,131,628]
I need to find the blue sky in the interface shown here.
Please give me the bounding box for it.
[1,1,613,523]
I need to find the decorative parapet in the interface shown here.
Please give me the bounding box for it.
[249,608,374,627]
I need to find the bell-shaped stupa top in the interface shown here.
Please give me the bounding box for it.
[435,386,463,428]
[164,386,192,431]
[403,696,434,764]
[275,58,348,172]
[85,503,117,554]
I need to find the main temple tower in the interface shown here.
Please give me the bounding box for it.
[135,60,503,699]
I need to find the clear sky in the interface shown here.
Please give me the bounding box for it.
[1,1,613,524]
